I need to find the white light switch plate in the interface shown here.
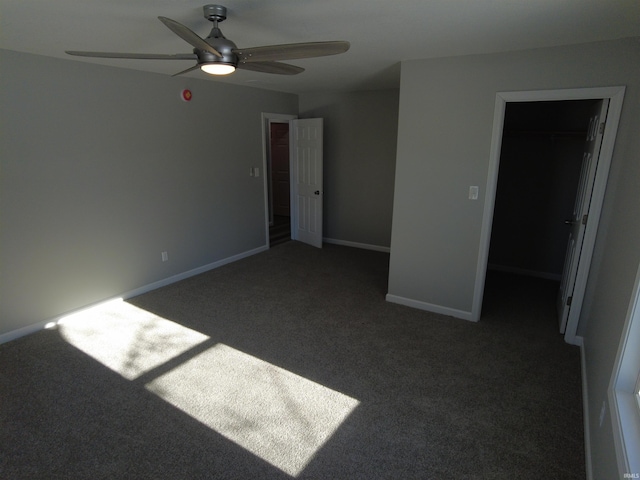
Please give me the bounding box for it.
[469,186,479,200]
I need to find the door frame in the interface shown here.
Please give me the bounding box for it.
[261,113,297,248]
[472,86,626,345]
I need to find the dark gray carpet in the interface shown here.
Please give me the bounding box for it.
[0,241,585,479]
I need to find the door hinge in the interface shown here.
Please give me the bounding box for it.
[599,122,605,135]
[567,296,573,306]
[582,214,588,225]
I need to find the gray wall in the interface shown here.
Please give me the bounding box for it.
[299,90,399,248]
[388,37,640,478]
[0,49,297,338]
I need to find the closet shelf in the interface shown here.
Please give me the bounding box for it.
[504,130,587,138]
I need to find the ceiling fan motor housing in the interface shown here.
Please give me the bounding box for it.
[200,5,237,67]
[201,26,237,67]
[203,4,227,23]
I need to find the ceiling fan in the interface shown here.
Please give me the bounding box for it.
[66,4,350,77]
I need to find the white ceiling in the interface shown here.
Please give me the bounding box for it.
[1,0,639,94]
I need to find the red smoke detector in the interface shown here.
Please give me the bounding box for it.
[181,89,192,102]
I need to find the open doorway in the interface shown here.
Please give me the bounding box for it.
[482,99,598,328]
[268,122,292,246]
[261,113,296,248]
[261,114,325,250]
[473,86,625,345]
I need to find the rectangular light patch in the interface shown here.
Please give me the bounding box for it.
[145,344,359,476]
[59,299,209,380]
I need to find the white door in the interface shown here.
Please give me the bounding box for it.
[291,118,323,248]
[557,99,609,333]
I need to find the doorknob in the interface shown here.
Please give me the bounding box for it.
[314,190,320,195]
[564,219,575,225]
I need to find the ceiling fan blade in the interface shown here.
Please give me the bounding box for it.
[237,61,304,75]
[157,16,222,58]
[234,41,350,63]
[66,51,197,60]
[172,64,201,77]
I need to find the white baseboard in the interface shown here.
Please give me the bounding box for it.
[488,264,562,282]
[122,245,268,299]
[0,320,54,345]
[323,237,390,253]
[0,245,268,345]
[577,336,594,480]
[385,294,474,321]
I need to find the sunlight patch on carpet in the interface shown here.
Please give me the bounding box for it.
[58,299,209,380]
[57,300,359,476]
[145,343,360,477]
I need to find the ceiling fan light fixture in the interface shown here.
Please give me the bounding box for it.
[200,63,236,75]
